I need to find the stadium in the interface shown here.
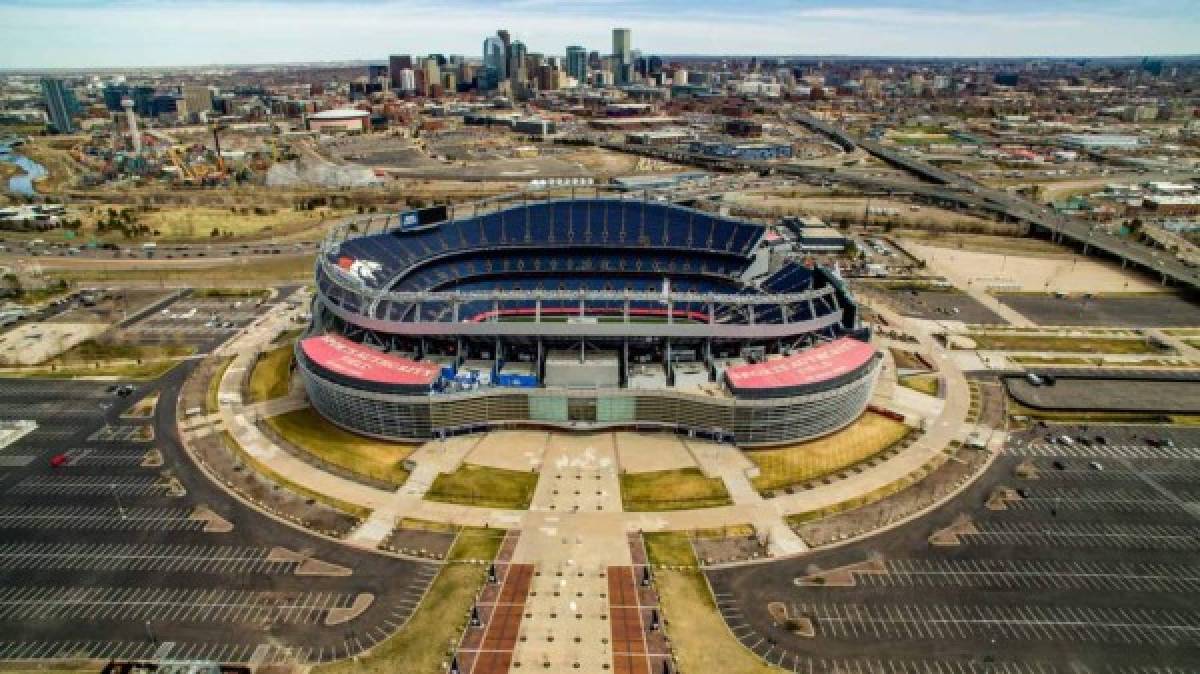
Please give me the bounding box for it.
[298,191,880,446]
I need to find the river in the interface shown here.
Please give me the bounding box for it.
[0,141,48,197]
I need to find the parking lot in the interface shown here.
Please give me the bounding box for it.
[859,285,1005,324]
[0,367,440,665]
[707,423,1200,673]
[121,296,263,344]
[997,293,1200,328]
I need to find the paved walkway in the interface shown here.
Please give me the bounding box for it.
[200,300,980,667]
[201,292,975,561]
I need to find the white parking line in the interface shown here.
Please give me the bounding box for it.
[0,543,296,574]
[0,586,356,624]
[798,601,1200,645]
[0,506,204,530]
[964,521,1200,550]
[1010,443,1200,461]
[7,476,169,497]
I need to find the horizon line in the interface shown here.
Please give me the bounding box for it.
[4,52,1200,73]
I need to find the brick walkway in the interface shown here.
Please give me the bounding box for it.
[609,533,672,674]
[455,530,534,674]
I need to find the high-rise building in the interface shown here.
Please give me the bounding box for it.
[612,28,631,83]
[421,58,440,96]
[389,55,414,89]
[396,69,416,93]
[181,85,213,121]
[497,29,512,79]
[508,40,528,85]
[482,37,505,90]
[612,28,631,63]
[566,45,587,84]
[40,78,77,134]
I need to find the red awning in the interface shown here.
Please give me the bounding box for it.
[300,335,441,387]
[724,337,875,390]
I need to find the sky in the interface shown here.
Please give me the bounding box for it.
[1,0,1198,69]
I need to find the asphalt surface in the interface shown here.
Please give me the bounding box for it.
[707,423,1200,673]
[997,293,1200,328]
[0,288,438,666]
[870,287,1004,324]
[1008,377,1200,414]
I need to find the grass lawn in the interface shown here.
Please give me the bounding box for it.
[248,344,294,402]
[620,468,732,511]
[56,255,314,285]
[968,333,1160,354]
[67,203,351,243]
[1007,401,1167,424]
[426,463,538,509]
[44,339,193,366]
[4,281,73,307]
[312,529,502,674]
[265,408,416,487]
[748,412,911,494]
[4,360,180,380]
[899,374,939,396]
[447,527,508,561]
[651,533,782,673]
[889,348,929,371]
[206,356,234,413]
[644,531,697,567]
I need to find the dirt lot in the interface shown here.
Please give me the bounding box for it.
[904,239,1163,294]
[724,193,1010,232]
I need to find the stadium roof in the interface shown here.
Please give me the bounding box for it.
[300,335,440,387]
[724,337,876,395]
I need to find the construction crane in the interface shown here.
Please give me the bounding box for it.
[209,122,229,173]
[168,146,196,184]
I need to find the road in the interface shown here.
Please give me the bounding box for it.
[789,113,1200,290]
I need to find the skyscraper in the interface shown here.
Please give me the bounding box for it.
[612,28,632,84]
[566,46,587,84]
[40,78,77,134]
[389,55,413,89]
[508,40,528,86]
[483,36,505,89]
[497,29,512,80]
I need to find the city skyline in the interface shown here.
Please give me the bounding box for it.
[1,0,1199,69]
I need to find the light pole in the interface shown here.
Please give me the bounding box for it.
[110,482,126,519]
